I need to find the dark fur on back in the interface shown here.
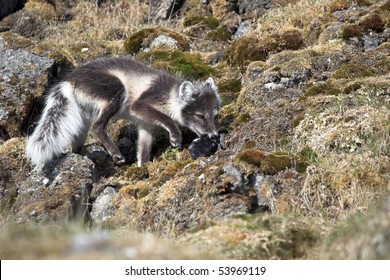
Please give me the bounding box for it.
[65,57,180,103]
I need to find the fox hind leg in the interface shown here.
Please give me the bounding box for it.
[71,117,90,154]
[92,100,125,166]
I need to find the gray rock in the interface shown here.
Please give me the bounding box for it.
[237,0,273,14]
[83,144,117,177]
[90,187,117,225]
[233,20,252,39]
[143,0,185,21]
[147,34,179,50]
[0,34,54,140]
[0,0,24,20]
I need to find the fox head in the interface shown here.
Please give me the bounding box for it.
[177,77,220,138]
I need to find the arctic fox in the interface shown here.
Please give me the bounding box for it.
[26,57,220,168]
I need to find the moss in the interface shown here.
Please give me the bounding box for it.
[279,28,304,51]
[260,152,294,175]
[359,13,385,33]
[355,0,372,6]
[24,0,57,20]
[332,64,374,79]
[208,27,231,41]
[304,83,342,97]
[124,27,189,55]
[183,15,219,29]
[236,113,251,124]
[236,149,265,167]
[218,78,242,94]
[119,184,150,199]
[124,164,149,181]
[341,24,363,40]
[216,78,241,107]
[292,113,305,128]
[343,82,362,94]
[329,0,351,12]
[376,57,390,74]
[152,160,191,185]
[224,36,267,68]
[1,32,33,49]
[137,49,217,79]
[298,145,317,163]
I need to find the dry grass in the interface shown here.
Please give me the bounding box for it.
[254,0,384,46]
[38,0,150,62]
[290,99,390,218]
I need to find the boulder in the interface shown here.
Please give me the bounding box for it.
[0,0,25,20]
[8,153,96,223]
[0,33,54,141]
[143,0,185,21]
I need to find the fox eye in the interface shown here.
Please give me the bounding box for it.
[195,113,205,120]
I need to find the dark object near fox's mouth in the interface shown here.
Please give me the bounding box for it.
[189,134,220,159]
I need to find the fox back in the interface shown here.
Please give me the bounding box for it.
[26,57,220,168]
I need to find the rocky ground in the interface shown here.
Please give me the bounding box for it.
[0,0,389,259]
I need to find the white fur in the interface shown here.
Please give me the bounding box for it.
[26,82,84,169]
[108,70,155,105]
[205,77,218,92]
[179,81,196,103]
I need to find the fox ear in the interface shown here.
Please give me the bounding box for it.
[205,77,218,92]
[179,81,196,102]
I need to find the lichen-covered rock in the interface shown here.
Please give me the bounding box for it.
[90,187,117,226]
[141,0,185,21]
[0,33,54,141]
[103,159,276,236]
[6,153,96,223]
[124,27,189,55]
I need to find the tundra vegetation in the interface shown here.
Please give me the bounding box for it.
[0,0,389,259]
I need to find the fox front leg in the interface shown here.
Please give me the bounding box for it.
[132,101,182,150]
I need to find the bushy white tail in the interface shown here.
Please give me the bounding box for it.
[26,82,84,168]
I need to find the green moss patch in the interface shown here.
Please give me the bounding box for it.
[217,78,242,106]
[124,27,189,55]
[332,64,374,79]
[260,152,294,175]
[208,27,231,41]
[137,49,217,79]
[224,36,268,68]
[236,149,309,174]
[343,82,362,94]
[183,16,219,29]
[236,149,265,167]
[304,83,342,97]
[292,113,306,128]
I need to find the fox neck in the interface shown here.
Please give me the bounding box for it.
[167,86,186,126]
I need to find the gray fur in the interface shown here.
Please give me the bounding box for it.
[27,57,220,168]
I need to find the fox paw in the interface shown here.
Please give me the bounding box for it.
[169,133,182,150]
[113,154,126,166]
